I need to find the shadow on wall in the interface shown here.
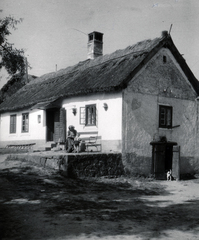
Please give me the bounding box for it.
[122,152,152,177]
[180,156,199,179]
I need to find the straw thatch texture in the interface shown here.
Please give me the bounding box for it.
[0,34,198,113]
[0,74,37,104]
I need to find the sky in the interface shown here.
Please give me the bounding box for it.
[0,0,199,89]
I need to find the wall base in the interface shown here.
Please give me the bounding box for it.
[7,152,124,178]
[0,139,46,149]
[122,152,152,177]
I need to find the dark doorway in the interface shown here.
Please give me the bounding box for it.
[150,138,177,180]
[46,108,66,143]
[165,145,173,172]
[46,110,55,141]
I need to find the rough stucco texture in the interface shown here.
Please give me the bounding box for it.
[122,48,198,176]
[180,157,199,178]
[7,153,124,178]
[122,153,152,177]
[67,153,124,178]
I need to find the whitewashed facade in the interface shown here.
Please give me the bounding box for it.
[0,92,123,152]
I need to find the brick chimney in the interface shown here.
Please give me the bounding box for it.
[87,31,103,59]
[161,30,168,38]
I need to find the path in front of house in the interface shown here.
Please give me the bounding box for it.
[0,155,199,240]
[138,180,199,240]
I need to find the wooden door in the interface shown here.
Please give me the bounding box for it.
[154,145,166,179]
[59,108,66,143]
[165,145,173,172]
[53,108,66,143]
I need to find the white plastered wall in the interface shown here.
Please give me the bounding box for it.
[0,109,46,147]
[62,92,123,152]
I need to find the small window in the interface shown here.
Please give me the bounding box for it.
[86,104,96,126]
[159,105,172,128]
[10,114,17,134]
[163,55,167,63]
[38,115,41,123]
[22,113,29,132]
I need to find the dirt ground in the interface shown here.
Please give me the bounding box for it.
[0,154,199,240]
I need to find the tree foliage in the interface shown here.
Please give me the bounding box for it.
[0,15,25,75]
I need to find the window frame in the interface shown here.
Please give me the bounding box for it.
[85,104,96,126]
[159,105,172,129]
[22,113,29,133]
[10,114,17,134]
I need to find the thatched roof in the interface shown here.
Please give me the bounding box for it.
[0,74,37,104]
[0,32,198,113]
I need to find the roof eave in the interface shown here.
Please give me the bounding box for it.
[0,87,122,113]
[118,36,169,89]
[166,37,199,95]
[117,36,199,95]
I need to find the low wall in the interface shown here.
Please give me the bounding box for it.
[7,151,199,179]
[7,152,124,178]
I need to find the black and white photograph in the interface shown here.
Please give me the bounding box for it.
[0,0,199,239]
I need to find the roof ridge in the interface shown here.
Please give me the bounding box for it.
[2,34,186,113]
[28,37,163,86]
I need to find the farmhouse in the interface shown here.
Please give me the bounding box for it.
[0,30,199,179]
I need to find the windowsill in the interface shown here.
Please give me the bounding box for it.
[159,127,173,130]
[84,125,98,130]
[9,134,18,137]
[20,133,30,136]
[85,125,97,127]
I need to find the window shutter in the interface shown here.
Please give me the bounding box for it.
[80,107,85,125]
[54,108,66,143]
[93,105,97,126]
[59,108,66,142]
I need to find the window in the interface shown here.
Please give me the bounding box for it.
[10,115,17,133]
[85,104,96,126]
[159,105,172,128]
[22,113,29,132]
[38,115,41,123]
